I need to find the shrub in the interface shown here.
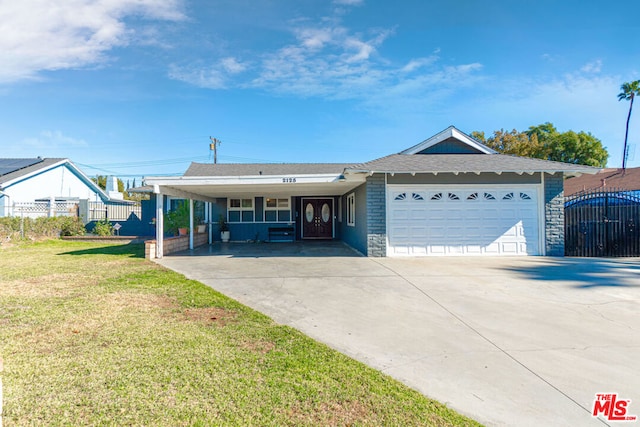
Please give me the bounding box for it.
[0,216,86,241]
[59,217,87,236]
[92,219,114,236]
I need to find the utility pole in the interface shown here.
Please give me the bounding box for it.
[209,136,221,164]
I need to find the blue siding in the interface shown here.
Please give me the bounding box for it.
[340,183,368,255]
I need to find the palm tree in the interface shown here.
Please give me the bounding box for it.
[617,80,640,169]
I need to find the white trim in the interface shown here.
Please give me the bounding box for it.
[385,173,390,257]
[144,173,346,186]
[540,173,547,256]
[400,126,496,155]
[263,196,292,223]
[346,192,355,227]
[227,197,255,223]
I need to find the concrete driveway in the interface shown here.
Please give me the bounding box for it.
[157,242,640,426]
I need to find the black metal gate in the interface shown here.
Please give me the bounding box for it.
[565,188,640,257]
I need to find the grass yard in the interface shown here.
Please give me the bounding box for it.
[0,240,481,426]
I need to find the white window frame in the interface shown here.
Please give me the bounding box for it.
[346,192,355,227]
[263,197,292,223]
[228,197,255,223]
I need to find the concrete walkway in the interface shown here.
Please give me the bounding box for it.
[158,242,640,426]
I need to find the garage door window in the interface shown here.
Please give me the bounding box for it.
[467,192,497,201]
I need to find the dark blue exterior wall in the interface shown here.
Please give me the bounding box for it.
[340,183,368,255]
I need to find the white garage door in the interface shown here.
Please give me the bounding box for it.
[387,185,541,256]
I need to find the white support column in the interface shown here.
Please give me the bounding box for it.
[189,198,194,250]
[155,186,164,259]
[49,195,55,217]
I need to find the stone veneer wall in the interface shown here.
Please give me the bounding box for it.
[544,173,565,256]
[145,232,209,260]
[366,174,387,257]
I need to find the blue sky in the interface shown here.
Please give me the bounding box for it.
[1,0,639,180]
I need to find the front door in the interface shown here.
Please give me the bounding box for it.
[302,198,333,239]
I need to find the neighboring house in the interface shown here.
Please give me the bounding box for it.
[564,167,640,199]
[145,126,599,258]
[0,157,139,224]
[563,167,640,257]
[0,158,109,217]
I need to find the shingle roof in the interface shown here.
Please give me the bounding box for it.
[0,158,66,185]
[347,153,600,175]
[184,162,357,177]
[564,167,640,195]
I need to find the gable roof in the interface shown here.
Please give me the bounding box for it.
[0,158,67,185]
[346,153,600,176]
[0,157,111,201]
[564,167,640,196]
[400,126,497,155]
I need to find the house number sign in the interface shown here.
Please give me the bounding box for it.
[282,178,297,183]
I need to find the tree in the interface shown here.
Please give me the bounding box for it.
[473,123,608,167]
[618,80,640,169]
[526,123,608,167]
[472,129,541,158]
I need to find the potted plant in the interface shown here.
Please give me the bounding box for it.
[218,215,230,242]
[164,201,190,236]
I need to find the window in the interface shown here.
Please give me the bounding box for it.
[228,198,254,222]
[264,197,291,222]
[346,193,355,226]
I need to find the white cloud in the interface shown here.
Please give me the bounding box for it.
[168,64,227,89]
[401,56,439,73]
[581,59,602,73]
[0,0,185,83]
[168,10,483,107]
[333,0,364,5]
[221,57,248,74]
[168,57,248,89]
[23,130,89,150]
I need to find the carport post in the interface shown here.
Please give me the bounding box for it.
[189,198,194,250]
[154,186,164,259]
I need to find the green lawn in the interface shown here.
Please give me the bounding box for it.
[0,240,481,426]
